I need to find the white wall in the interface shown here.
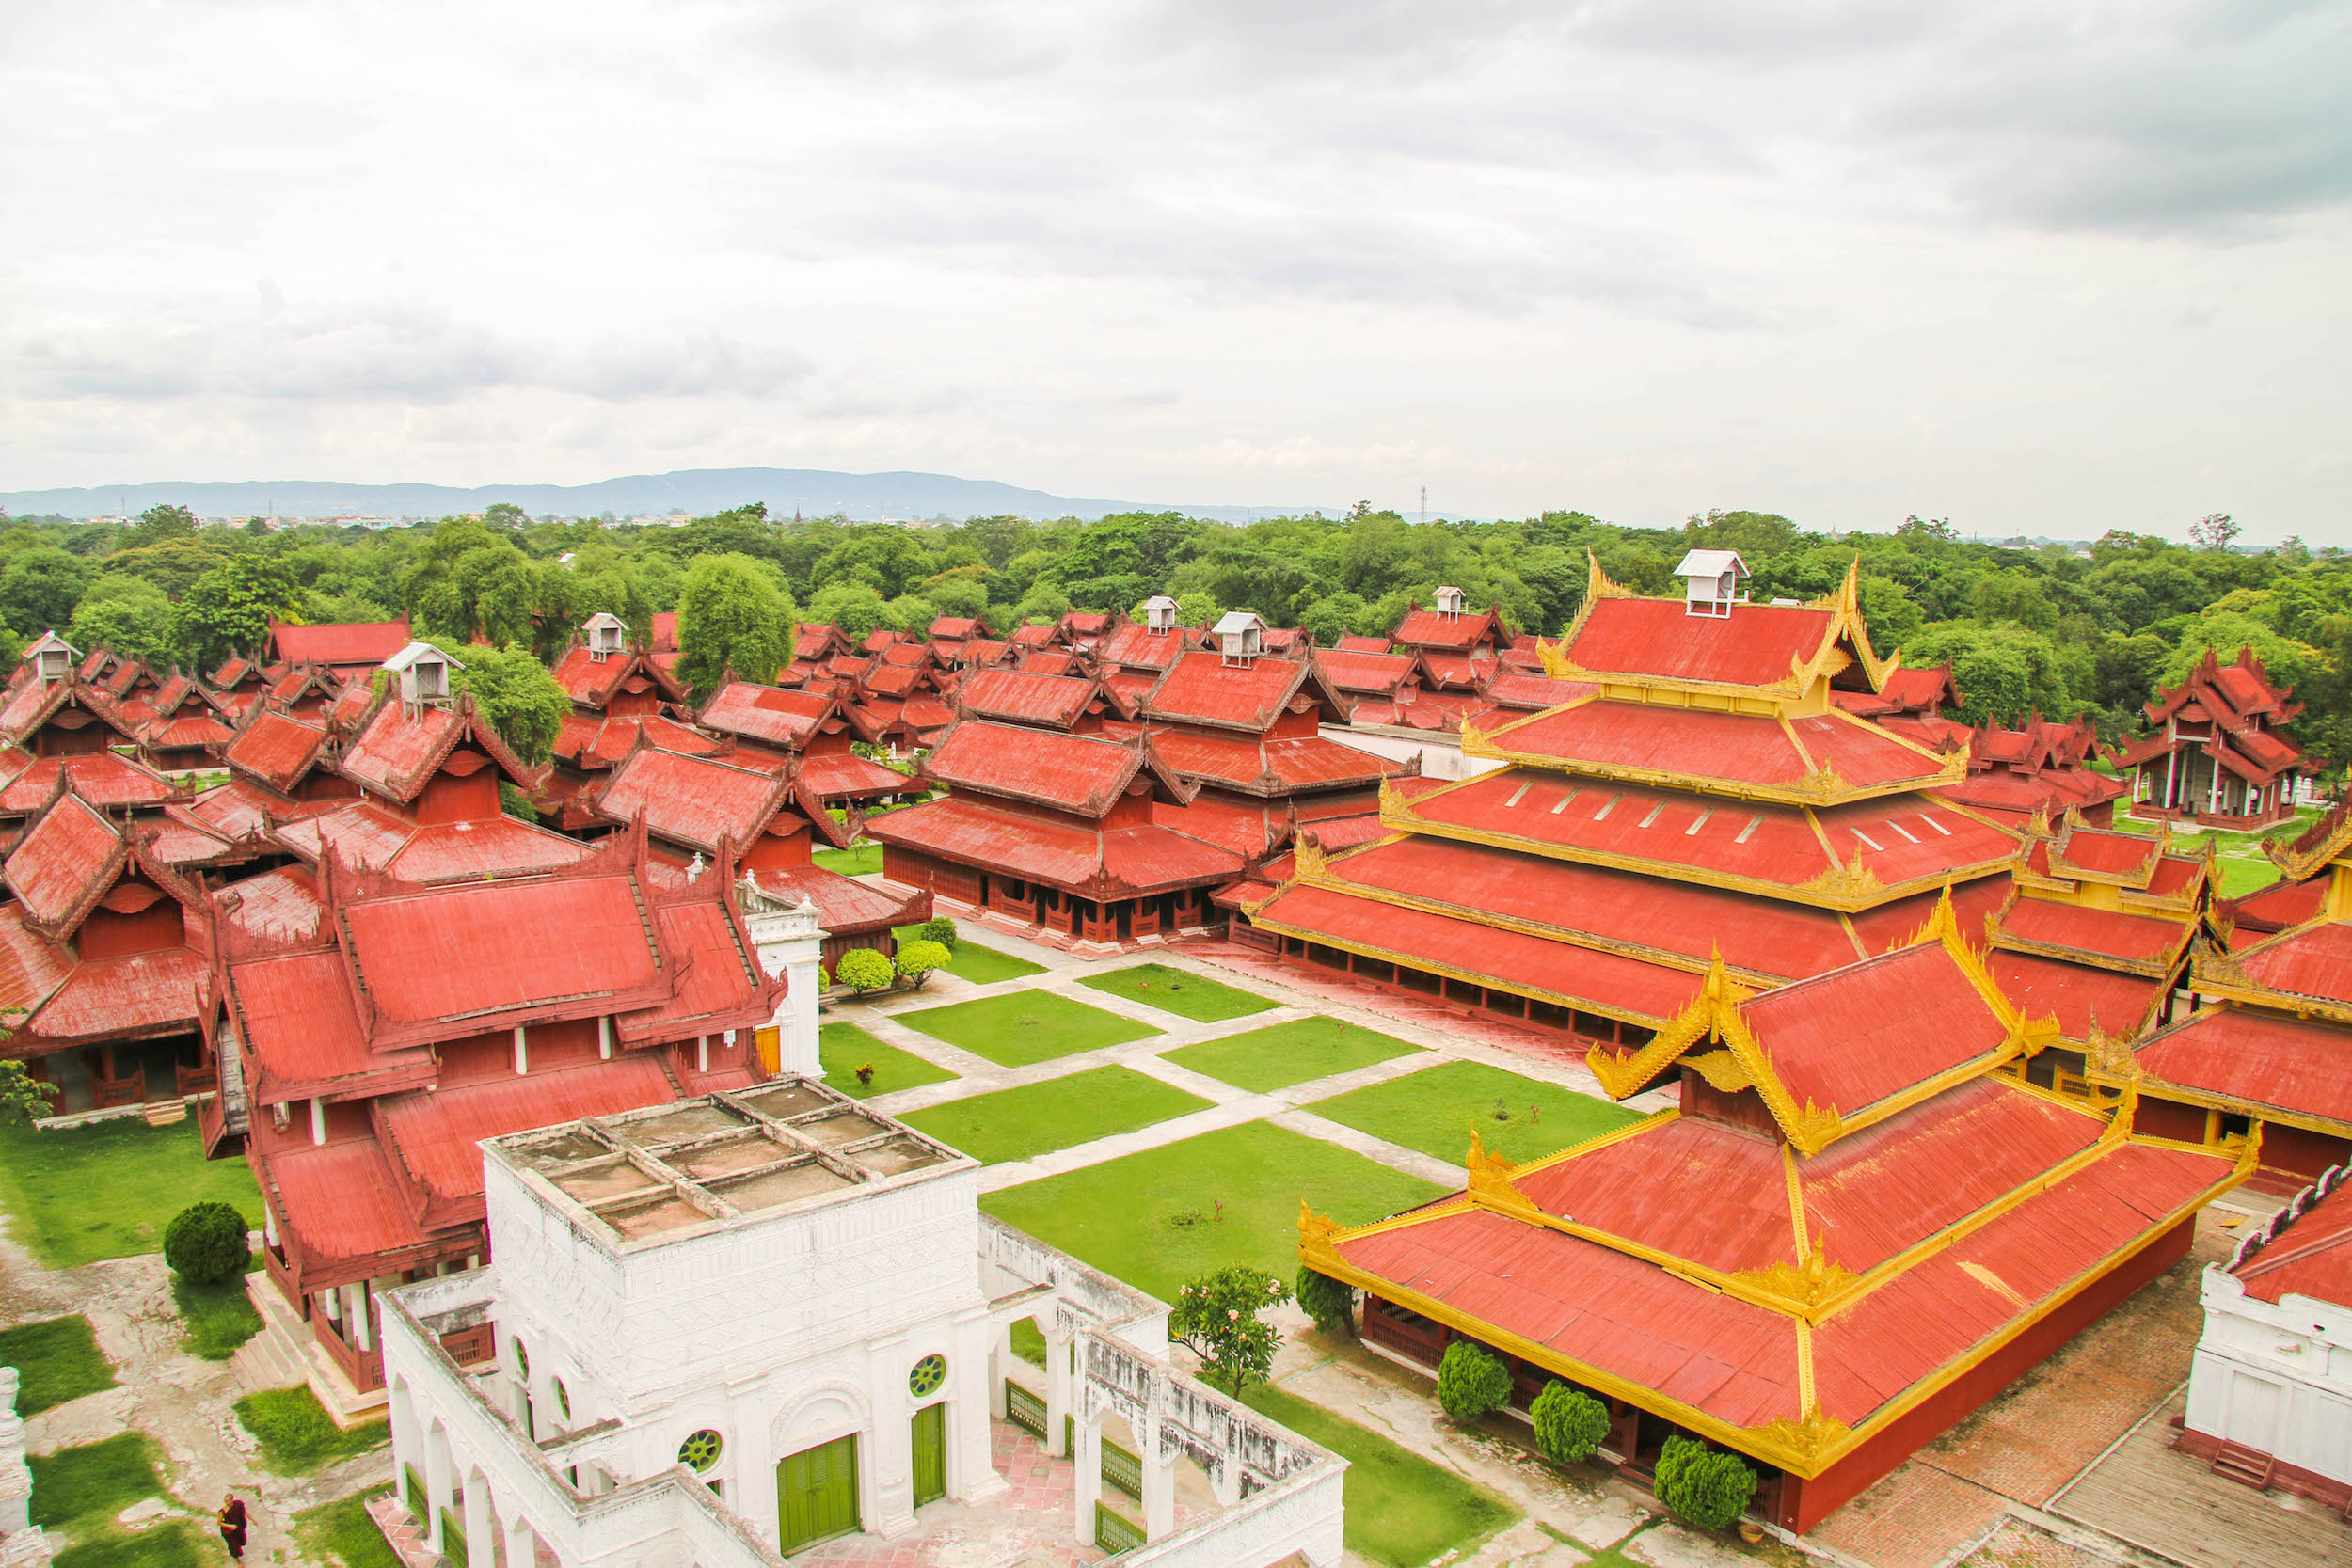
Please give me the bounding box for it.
[2185,1265,2352,1485]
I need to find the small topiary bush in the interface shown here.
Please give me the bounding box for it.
[895,940,951,983]
[1531,1382,1610,1465]
[1436,1340,1512,1422]
[1654,1434,1756,1530]
[834,949,895,993]
[1295,1268,1355,1337]
[162,1201,249,1287]
[918,916,958,949]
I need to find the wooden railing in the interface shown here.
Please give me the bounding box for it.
[437,1322,496,1367]
[91,1073,146,1110]
[175,1063,218,1095]
[315,1316,386,1391]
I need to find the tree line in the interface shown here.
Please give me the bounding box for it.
[3,499,2344,773]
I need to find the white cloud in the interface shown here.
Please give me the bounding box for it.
[0,0,2344,539]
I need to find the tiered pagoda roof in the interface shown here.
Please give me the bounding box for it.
[1306,895,2248,1523]
[2109,647,2309,826]
[1244,560,2023,1042]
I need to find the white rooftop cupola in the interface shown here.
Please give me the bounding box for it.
[24,631,76,687]
[1433,585,1466,617]
[1674,549,1750,619]
[383,641,461,711]
[1141,594,1180,634]
[582,611,627,659]
[1214,610,1266,666]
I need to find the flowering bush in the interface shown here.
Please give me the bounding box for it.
[1169,1264,1292,1394]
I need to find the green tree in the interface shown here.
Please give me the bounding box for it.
[162,1201,250,1286]
[1530,1383,1610,1465]
[1896,622,2075,725]
[806,582,889,641]
[1295,1268,1355,1336]
[106,537,236,598]
[0,1059,57,1126]
[67,575,179,668]
[1654,1436,1756,1530]
[482,501,530,531]
[1436,1340,1513,1421]
[834,948,895,993]
[0,547,93,636]
[1169,1265,1291,1394]
[173,558,305,671]
[677,553,795,693]
[121,503,199,550]
[428,640,568,764]
[894,939,951,985]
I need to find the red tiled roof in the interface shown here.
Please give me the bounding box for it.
[923,721,1151,816]
[2228,877,2326,935]
[552,711,720,771]
[1334,635,1392,653]
[274,800,590,883]
[0,910,71,1034]
[264,1139,430,1268]
[1483,702,1948,799]
[4,793,124,930]
[378,1056,683,1215]
[228,710,331,794]
[0,752,179,815]
[1143,650,1311,731]
[596,748,792,852]
[796,750,909,800]
[1394,607,1502,651]
[1317,648,1417,695]
[2230,921,2352,1008]
[1564,597,1836,687]
[1987,952,2165,1041]
[231,949,429,1101]
[188,778,282,840]
[339,697,546,803]
[2233,1180,2352,1307]
[2136,1006,2352,1130]
[649,611,679,652]
[699,681,837,749]
[1481,670,1597,711]
[1147,728,1394,795]
[616,899,771,1040]
[267,617,410,669]
[729,863,923,940]
[1152,796,1279,859]
[1008,625,1058,648]
[1993,897,2188,968]
[869,796,1243,895]
[1739,941,2012,1115]
[959,668,1103,729]
[30,945,208,1046]
[215,866,324,945]
[1096,623,1195,672]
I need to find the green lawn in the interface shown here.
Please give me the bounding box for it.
[818,1022,956,1099]
[894,925,1047,984]
[1076,962,1274,1022]
[898,1065,1212,1164]
[982,1120,1445,1302]
[896,991,1160,1067]
[1164,1017,1425,1093]
[1010,1318,1048,1367]
[1240,1382,1516,1568]
[0,1314,116,1414]
[234,1386,389,1476]
[30,1433,167,1530]
[172,1264,262,1361]
[1308,1059,1641,1167]
[0,1117,262,1268]
[814,842,884,876]
[53,1521,211,1568]
[294,1487,403,1568]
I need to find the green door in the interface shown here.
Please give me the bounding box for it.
[911,1402,946,1506]
[777,1434,860,1553]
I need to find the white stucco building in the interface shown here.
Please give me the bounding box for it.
[381,1082,1345,1566]
[2182,1164,2352,1511]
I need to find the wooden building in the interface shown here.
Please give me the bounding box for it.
[543,614,717,831]
[2113,648,2309,829]
[1305,895,2250,1532]
[1236,558,2023,1053]
[265,615,414,681]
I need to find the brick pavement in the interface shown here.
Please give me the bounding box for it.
[795,1421,1104,1568]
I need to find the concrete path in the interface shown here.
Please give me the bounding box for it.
[1,1219,386,1566]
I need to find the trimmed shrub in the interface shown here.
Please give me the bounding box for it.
[1295,1268,1355,1336]
[1436,1340,1512,1423]
[917,916,959,949]
[895,940,952,982]
[162,1201,249,1286]
[1531,1383,1610,1465]
[1655,1435,1756,1530]
[834,949,895,993]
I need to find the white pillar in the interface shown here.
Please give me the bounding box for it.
[1072,1403,1102,1544]
[424,1427,454,1552]
[310,1097,326,1146]
[461,1469,494,1565]
[740,879,829,1078]
[342,1283,373,1352]
[0,1369,31,1536]
[949,1307,1004,1503]
[1141,1420,1176,1541]
[598,1016,612,1060]
[866,1334,916,1537]
[1042,1323,1075,1458]
[503,1511,536,1568]
[989,1325,1010,1420]
[697,1035,708,1073]
[513,1025,529,1076]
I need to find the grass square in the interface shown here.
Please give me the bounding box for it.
[0,1314,116,1414]
[30,1433,164,1529]
[54,1518,211,1568]
[294,1488,402,1568]
[981,1120,1445,1302]
[895,926,1046,984]
[1241,1382,1515,1568]
[818,1022,956,1099]
[234,1386,389,1476]
[895,990,1159,1066]
[1307,1059,1642,1167]
[0,1117,262,1269]
[814,842,884,876]
[899,1065,1213,1164]
[1076,962,1273,1022]
[1164,1016,1424,1093]
[173,1264,262,1361]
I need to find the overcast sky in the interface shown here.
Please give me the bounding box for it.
[3,1,2346,539]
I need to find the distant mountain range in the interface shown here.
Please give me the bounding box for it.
[0,467,1319,525]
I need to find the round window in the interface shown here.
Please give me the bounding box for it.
[909,1354,946,1399]
[678,1430,723,1472]
[512,1339,530,1379]
[553,1379,571,1421]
